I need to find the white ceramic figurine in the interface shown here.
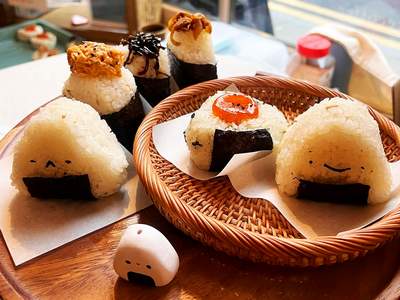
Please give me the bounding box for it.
[113,224,179,287]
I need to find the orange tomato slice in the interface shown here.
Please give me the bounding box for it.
[36,32,49,39]
[24,24,36,31]
[212,93,259,124]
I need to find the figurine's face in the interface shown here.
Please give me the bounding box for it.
[114,244,158,286]
[113,224,179,287]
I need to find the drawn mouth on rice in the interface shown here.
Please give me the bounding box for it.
[293,162,369,205]
[323,163,352,173]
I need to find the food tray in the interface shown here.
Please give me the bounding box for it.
[0,20,75,70]
[134,75,400,267]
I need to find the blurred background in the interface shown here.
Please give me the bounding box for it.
[1,0,399,71]
[1,0,400,123]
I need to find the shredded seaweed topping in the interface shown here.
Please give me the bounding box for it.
[121,33,164,76]
[168,12,212,46]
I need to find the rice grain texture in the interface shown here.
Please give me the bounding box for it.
[167,31,215,65]
[11,97,128,198]
[63,67,136,115]
[275,97,391,204]
[185,92,288,170]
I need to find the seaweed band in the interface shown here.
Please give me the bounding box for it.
[210,129,273,172]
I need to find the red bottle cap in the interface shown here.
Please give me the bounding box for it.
[297,34,331,59]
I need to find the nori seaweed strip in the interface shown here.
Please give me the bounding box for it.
[209,129,273,172]
[134,76,171,107]
[23,175,94,199]
[297,180,370,205]
[102,92,145,152]
[168,50,217,89]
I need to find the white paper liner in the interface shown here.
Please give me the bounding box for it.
[153,113,271,180]
[0,98,154,266]
[152,112,400,239]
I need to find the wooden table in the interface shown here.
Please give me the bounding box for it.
[1,203,400,299]
[0,128,399,300]
[1,15,400,299]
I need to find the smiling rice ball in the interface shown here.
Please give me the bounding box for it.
[11,97,128,199]
[275,97,391,204]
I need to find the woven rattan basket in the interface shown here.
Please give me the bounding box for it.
[134,75,400,267]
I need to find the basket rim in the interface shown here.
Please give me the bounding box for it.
[134,75,400,263]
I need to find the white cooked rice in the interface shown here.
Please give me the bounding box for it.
[185,91,288,170]
[167,31,215,65]
[30,31,57,50]
[275,97,391,204]
[63,67,136,115]
[118,46,170,79]
[11,97,128,198]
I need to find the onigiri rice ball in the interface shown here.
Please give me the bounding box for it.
[11,97,128,199]
[275,97,391,204]
[186,91,288,171]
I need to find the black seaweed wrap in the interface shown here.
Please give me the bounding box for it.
[209,129,273,172]
[169,50,217,89]
[23,175,94,199]
[102,92,145,152]
[297,180,370,205]
[134,76,171,107]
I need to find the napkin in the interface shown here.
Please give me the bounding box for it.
[310,23,399,117]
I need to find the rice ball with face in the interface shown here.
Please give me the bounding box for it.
[185,91,288,171]
[11,97,128,199]
[275,98,392,205]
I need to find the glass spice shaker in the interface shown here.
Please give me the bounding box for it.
[286,34,335,88]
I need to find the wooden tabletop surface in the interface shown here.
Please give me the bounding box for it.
[0,129,399,300]
[0,91,400,300]
[1,8,400,299]
[0,204,400,300]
